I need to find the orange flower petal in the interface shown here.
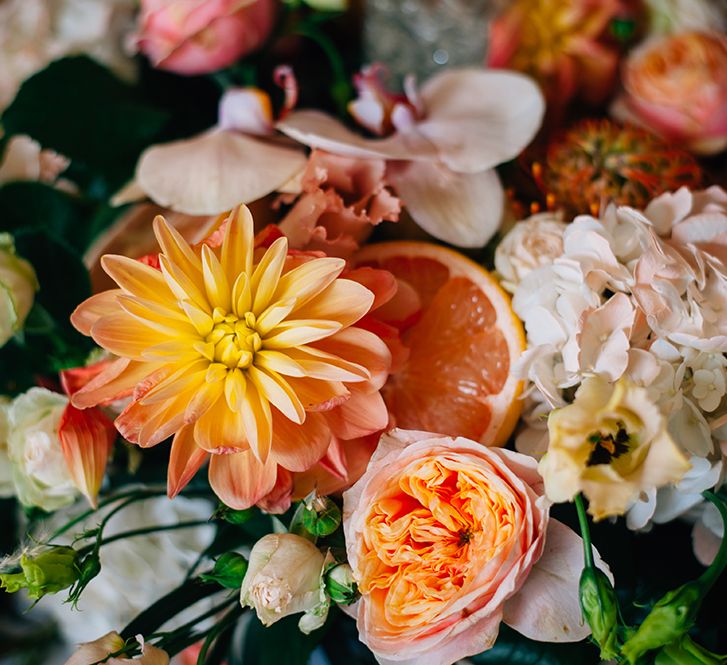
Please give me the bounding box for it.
[208,449,278,510]
[70,290,123,336]
[270,410,331,472]
[167,425,209,497]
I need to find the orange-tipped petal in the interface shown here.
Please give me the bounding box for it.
[270,410,331,472]
[208,450,277,510]
[72,358,156,409]
[167,426,209,497]
[323,385,388,440]
[70,290,123,336]
[58,405,116,508]
[60,359,118,397]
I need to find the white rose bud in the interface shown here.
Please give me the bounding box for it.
[494,212,567,293]
[7,387,78,511]
[240,533,328,634]
[0,234,38,348]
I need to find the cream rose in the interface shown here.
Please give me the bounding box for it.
[542,376,691,520]
[343,429,600,665]
[240,533,328,633]
[0,234,38,348]
[495,213,567,293]
[0,397,14,497]
[6,387,78,511]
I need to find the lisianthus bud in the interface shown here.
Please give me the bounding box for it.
[68,552,102,607]
[240,533,328,634]
[201,552,248,590]
[324,563,358,605]
[622,582,702,664]
[0,546,79,599]
[655,635,727,665]
[214,505,255,525]
[579,567,619,660]
[301,495,342,537]
[0,233,37,348]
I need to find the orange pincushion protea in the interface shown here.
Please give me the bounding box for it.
[543,119,703,215]
[70,206,392,509]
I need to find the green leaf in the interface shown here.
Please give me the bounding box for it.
[2,56,168,192]
[0,182,92,252]
[241,614,328,665]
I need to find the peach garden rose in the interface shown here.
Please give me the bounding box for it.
[343,429,602,665]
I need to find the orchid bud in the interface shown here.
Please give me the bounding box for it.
[0,546,79,599]
[240,533,328,633]
[622,582,702,664]
[655,635,727,665]
[0,233,37,348]
[301,495,341,537]
[325,563,358,605]
[201,552,248,590]
[579,567,619,660]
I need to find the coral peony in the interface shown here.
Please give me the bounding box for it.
[612,31,727,154]
[344,429,602,665]
[137,0,276,75]
[70,206,392,510]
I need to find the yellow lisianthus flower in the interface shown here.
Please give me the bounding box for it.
[70,206,391,509]
[541,376,691,519]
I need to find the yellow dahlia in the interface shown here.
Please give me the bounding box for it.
[70,206,392,509]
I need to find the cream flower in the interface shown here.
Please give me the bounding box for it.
[0,397,14,497]
[541,376,691,519]
[495,212,567,292]
[240,533,327,633]
[0,234,38,348]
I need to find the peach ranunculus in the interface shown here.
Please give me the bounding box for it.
[70,205,393,510]
[542,376,690,520]
[343,429,601,665]
[612,31,727,155]
[278,150,401,259]
[64,632,168,665]
[137,0,277,76]
[487,0,624,113]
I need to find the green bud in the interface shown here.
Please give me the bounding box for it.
[200,552,249,590]
[214,505,255,525]
[325,563,358,605]
[0,546,80,600]
[301,496,342,538]
[655,635,727,665]
[579,567,619,660]
[622,582,702,664]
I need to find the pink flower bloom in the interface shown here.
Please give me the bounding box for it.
[343,428,608,665]
[278,150,401,259]
[137,0,276,75]
[612,31,727,155]
[278,68,544,247]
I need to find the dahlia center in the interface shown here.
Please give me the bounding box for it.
[197,307,262,370]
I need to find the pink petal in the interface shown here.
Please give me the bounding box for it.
[502,519,611,642]
[416,69,544,173]
[386,160,504,247]
[136,129,307,215]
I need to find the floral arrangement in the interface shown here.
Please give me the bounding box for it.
[1,1,727,664]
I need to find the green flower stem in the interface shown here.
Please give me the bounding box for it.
[697,491,727,594]
[575,494,595,569]
[77,521,211,557]
[152,597,237,644]
[192,605,244,663]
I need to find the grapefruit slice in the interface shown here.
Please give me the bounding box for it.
[352,241,525,446]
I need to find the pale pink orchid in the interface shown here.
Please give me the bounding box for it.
[114,67,307,216]
[277,68,545,247]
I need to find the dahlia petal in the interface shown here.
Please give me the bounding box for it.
[248,365,305,424]
[263,320,342,349]
[283,346,370,382]
[255,350,306,377]
[140,359,209,404]
[194,394,249,452]
[159,254,210,312]
[136,129,307,216]
[72,359,155,409]
[232,272,253,319]
[312,327,392,389]
[345,267,398,311]
[101,254,172,304]
[386,160,505,248]
[294,278,374,327]
[285,376,349,411]
[116,392,188,447]
[201,244,231,311]
[179,301,214,337]
[91,313,167,359]
[239,382,273,462]
[153,214,203,281]
[251,237,288,314]
[417,69,545,173]
[275,257,346,308]
[323,385,388,439]
[208,449,278,510]
[502,519,609,642]
[222,206,255,284]
[185,378,225,424]
[270,410,331,472]
[58,404,116,508]
[224,368,247,411]
[71,290,123,335]
[256,299,297,335]
[116,294,197,336]
[167,425,209,498]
